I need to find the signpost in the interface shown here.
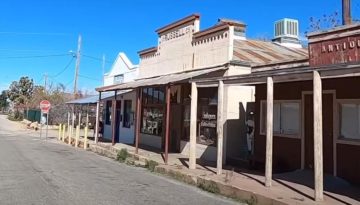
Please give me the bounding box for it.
[40,100,51,140]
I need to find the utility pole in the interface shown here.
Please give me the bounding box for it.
[102,54,106,86]
[73,34,82,99]
[44,73,48,92]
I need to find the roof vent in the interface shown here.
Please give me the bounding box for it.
[272,18,302,48]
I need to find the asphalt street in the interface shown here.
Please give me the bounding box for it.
[0,115,241,205]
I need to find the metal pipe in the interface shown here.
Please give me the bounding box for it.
[343,0,352,25]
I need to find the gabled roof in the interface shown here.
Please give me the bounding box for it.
[232,39,308,66]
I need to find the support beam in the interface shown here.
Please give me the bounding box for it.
[313,71,324,201]
[164,85,171,164]
[95,92,102,143]
[135,88,142,154]
[189,82,198,170]
[265,77,274,187]
[111,91,117,146]
[216,81,224,175]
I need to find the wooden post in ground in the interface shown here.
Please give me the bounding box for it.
[95,92,102,143]
[65,112,70,143]
[70,110,75,145]
[313,71,324,201]
[58,124,62,141]
[135,88,142,154]
[265,77,274,187]
[216,81,224,175]
[75,125,80,148]
[112,91,117,146]
[189,82,198,170]
[84,112,89,150]
[164,85,171,164]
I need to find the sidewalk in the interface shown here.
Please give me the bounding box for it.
[18,120,360,205]
[87,141,360,205]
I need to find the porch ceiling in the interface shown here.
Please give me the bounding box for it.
[192,63,360,86]
[96,65,228,92]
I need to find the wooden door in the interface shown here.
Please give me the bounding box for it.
[169,104,182,153]
[304,93,334,174]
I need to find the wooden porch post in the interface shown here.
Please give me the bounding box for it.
[189,82,198,170]
[313,71,324,201]
[265,77,274,187]
[216,81,224,175]
[135,88,142,154]
[164,85,171,164]
[95,92,102,143]
[112,90,117,145]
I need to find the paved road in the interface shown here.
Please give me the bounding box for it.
[0,115,241,205]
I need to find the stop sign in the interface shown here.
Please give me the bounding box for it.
[40,100,51,114]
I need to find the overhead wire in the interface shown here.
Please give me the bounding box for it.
[48,57,74,78]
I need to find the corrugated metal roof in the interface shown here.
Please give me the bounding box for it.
[233,39,308,66]
[66,90,131,104]
[96,66,227,92]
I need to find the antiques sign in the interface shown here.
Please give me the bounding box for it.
[309,35,360,67]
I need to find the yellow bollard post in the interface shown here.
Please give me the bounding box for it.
[84,126,88,150]
[67,125,71,144]
[62,125,66,142]
[84,113,89,150]
[75,125,80,148]
[58,124,62,141]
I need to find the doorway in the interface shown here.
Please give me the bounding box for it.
[115,100,121,143]
[304,92,334,174]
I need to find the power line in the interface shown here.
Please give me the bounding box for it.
[82,54,112,63]
[48,57,74,78]
[78,74,102,82]
[0,53,70,59]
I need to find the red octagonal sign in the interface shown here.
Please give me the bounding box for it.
[40,100,51,114]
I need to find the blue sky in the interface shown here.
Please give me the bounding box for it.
[0,0,358,93]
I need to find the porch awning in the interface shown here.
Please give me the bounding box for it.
[66,90,131,105]
[95,65,227,92]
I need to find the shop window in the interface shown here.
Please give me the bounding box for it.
[141,87,165,136]
[261,101,300,136]
[339,103,360,140]
[181,87,218,146]
[123,100,132,128]
[105,101,112,125]
[141,107,163,136]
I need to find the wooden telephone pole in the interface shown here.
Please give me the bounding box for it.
[73,35,82,99]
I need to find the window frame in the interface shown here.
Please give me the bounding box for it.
[260,100,301,138]
[123,100,132,128]
[337,99,360,143]
[105,100,112,125]
[113,74,124,84]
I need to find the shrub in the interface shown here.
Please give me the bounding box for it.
[116,148,128,162]
[145,160,159,172]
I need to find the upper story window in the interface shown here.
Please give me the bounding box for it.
[114,74,124,84]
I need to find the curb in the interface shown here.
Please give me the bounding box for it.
[87,143,289,205]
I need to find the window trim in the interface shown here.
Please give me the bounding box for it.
[336,99,360,145]
[260,100,302,139]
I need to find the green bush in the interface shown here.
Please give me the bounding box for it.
[8,111,23,121]
[145,160,159,172]
[116,148,129,162]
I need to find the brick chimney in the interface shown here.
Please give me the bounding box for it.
[343,0,352,25]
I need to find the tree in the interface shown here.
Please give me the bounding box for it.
[308,11,341,33]
[0,90,8,111]
[7,76,34,108]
